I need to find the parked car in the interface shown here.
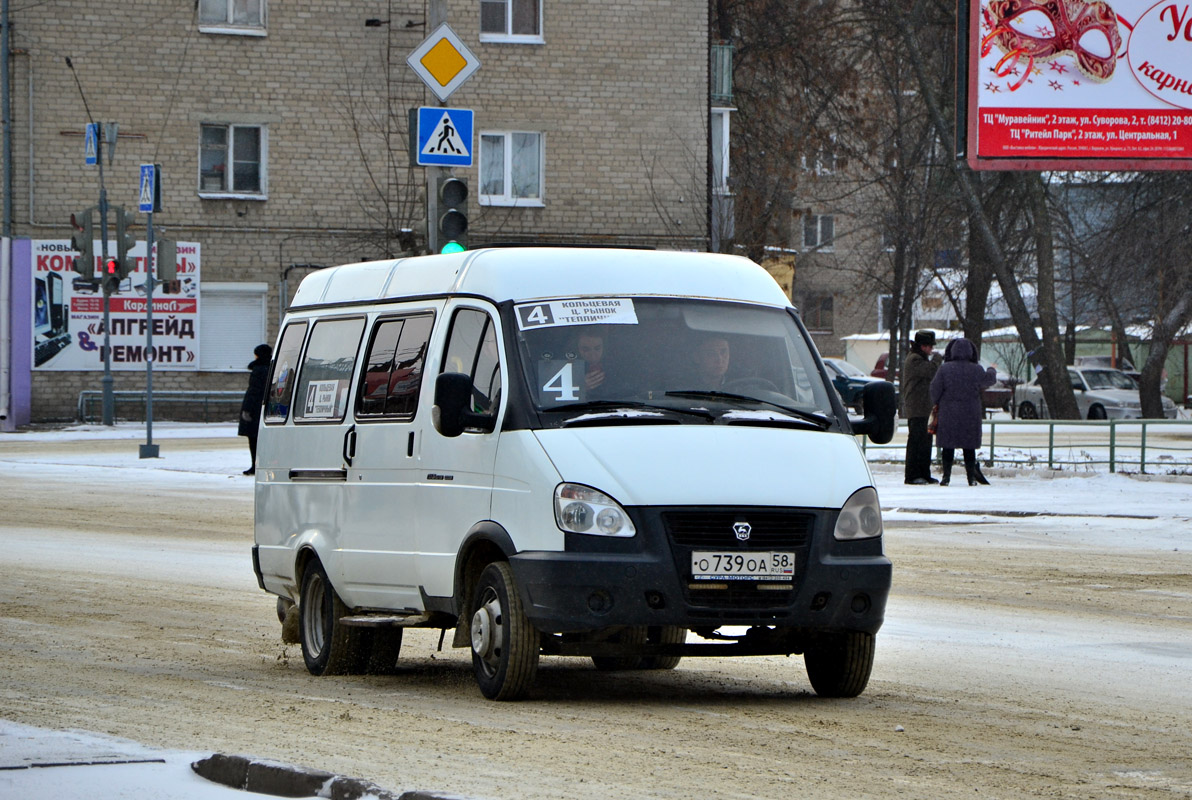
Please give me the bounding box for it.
[870,352,890,380]
[1017,365,1178,420]
[824,358,885,413]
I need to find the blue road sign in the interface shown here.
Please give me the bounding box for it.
[84,123,98,166]
[139,164,157,213]
[416,107,474,167]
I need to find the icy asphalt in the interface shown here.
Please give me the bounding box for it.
[1,420,1189,798]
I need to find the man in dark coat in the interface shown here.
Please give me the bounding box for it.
[929,337,997,485]
[901,330,942,485]
[239,343,272,475]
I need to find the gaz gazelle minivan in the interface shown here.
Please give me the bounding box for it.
[251,247,896,700]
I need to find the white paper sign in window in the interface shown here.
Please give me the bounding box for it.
[515,299,638,330]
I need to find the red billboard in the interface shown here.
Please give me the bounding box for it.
[968,0,1192,169]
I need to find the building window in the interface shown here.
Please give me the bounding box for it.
[199,0,266,34]
[799,293,835,333]
[480,131,543,206]
[803,214,834,251]
[801,138,837,175]
[480,0,542,42]
[199,124,266,198]
[199,282,267,370]
[878,294,893,333]
[711,108,733,196]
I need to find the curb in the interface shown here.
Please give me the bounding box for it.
[192,753,466,800]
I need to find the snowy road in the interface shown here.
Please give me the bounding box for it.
[1,426,1190,799]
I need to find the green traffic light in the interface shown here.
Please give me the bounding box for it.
[440,241,466,254]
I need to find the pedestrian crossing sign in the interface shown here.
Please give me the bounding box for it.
[416,107,474,167]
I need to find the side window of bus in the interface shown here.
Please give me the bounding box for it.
[264,322,308,423]
[440,308,501,416]
[293,317,366,423]
[357,314,434,418]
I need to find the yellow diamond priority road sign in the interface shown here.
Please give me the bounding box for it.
[406,24,481,102]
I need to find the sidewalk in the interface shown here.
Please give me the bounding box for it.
[0,720,460,800]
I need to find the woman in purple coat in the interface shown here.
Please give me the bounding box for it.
[929,338,997,485]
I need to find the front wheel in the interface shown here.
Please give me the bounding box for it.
[1087,404,1107,420]
[299,559,369,676]
[470,562,539,700]
[804,631,875,698]
[640,626,685,670]
[1018,401,1038,419]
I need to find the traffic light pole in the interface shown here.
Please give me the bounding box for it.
[139,211,158,458]
[96,128,114,427]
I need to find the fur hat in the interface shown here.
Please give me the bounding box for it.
[913,330,936,347]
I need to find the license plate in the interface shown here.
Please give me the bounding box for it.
[690,551,795,580]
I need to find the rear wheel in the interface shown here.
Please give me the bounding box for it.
[640,626,685,670]
[299,559,370,676]
[470,562,539,700]
[804,631,875,698]
[365,628,404,675]
[591,626,648,671]
[1018,401,1038,419]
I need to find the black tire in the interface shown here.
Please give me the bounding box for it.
[591,626,648,671]
[1018,401,1038,419]
[299,559,369,676]
[804,631,875,698]
[1088,404,1107,420]
[470,562,539,700]
[365,628,404,675]
[640,626,685,670]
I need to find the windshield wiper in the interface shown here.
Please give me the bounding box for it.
[546,399,715,422]
[664,390,833,428]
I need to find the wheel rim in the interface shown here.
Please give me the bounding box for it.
[303,572,327,657]
[471,589,504,678]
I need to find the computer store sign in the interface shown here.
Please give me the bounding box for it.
[30,239,201,371]
[969,0,1192,169]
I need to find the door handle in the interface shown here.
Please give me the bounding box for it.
[343,425,357,467]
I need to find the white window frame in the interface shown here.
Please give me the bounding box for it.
[801,137,837,175]
[711,107,734,196]
[803,213,835,251]
[198,123,268,200]
[198,0,267,36]
[479,0,544,44]
[479,130,545,207]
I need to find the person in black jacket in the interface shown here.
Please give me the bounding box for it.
[239,343,272,475]
[901,330,942,485]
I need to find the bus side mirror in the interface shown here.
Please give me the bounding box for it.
[851,381,896,444]
[433,372,496,437]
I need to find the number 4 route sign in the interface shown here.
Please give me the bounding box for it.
[416,107,474,167]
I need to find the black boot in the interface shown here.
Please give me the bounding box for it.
[940,451,953,486]
[964,451,990,485]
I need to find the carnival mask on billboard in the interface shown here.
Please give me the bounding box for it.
[983,0,1123,89]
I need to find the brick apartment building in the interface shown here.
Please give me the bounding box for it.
[1,0,716,424]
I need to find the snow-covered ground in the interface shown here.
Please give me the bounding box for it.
[1,421,1189,798]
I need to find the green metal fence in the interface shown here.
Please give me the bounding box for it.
[861,418,1192,474]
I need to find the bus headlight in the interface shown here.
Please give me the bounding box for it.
[554,484,636,537]
[834,486,884,541]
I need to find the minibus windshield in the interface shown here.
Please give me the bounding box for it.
[511,297,835,425]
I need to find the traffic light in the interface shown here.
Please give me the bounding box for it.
[102,256,122,295]
[69,209,95,278]
[156,238,177,282]
[437,176,468,253]
[115,205,136,276]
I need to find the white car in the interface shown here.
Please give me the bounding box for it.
[1017,366,1177,420]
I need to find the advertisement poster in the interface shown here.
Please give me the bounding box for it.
[970,0,1192,168]
[31,239,201,371]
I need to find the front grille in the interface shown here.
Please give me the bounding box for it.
[656,507,819,614]
[663,510,814,547]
